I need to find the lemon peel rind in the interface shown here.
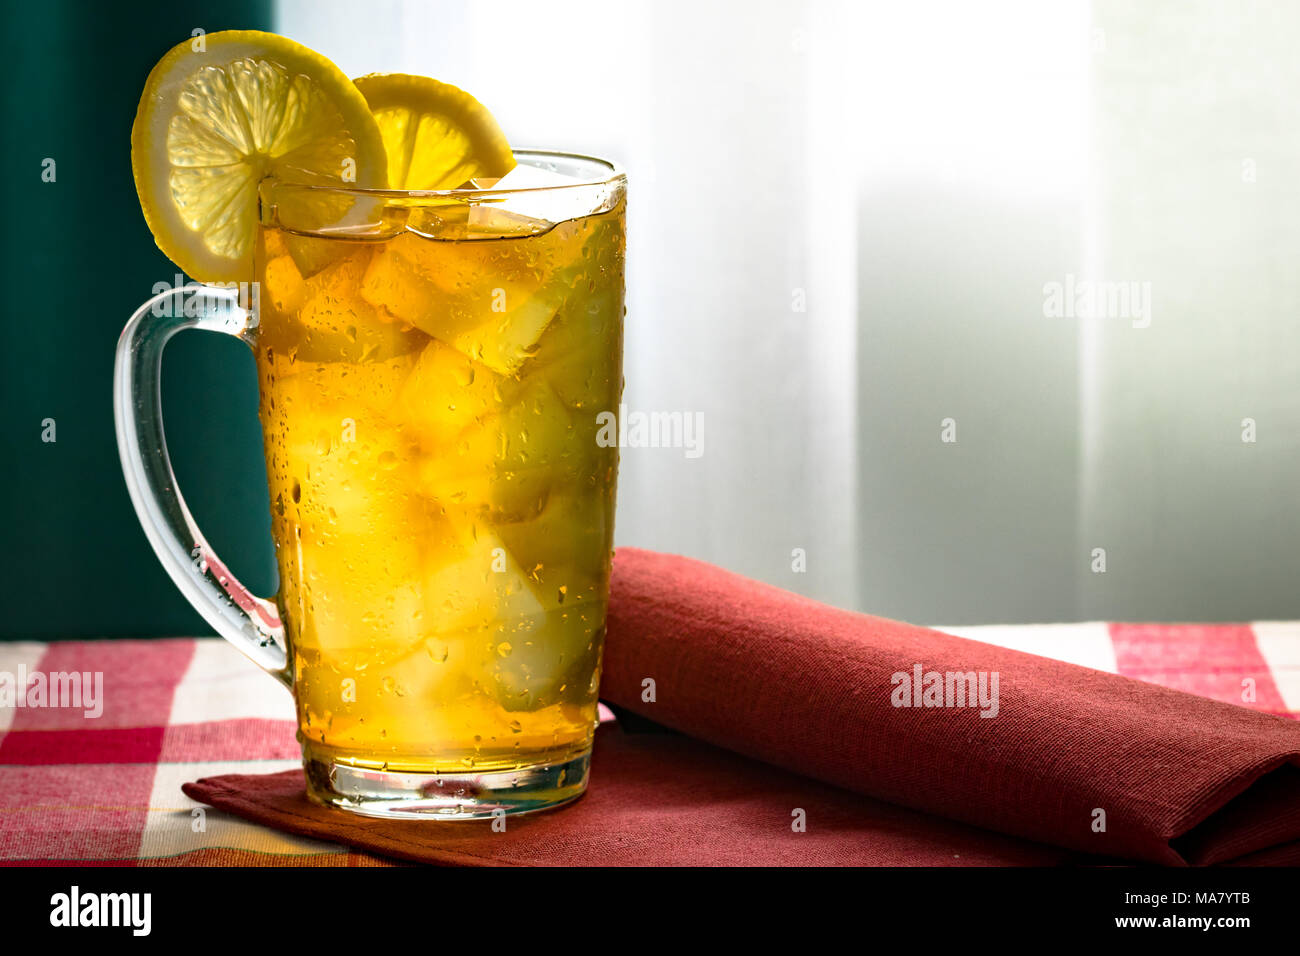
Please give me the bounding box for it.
[131,30,388,284]
[352,72,515,190]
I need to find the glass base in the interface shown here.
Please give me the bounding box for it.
[303,750,591,820]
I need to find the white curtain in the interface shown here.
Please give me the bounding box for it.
[277,0,863,609]
[278,0,1300,624]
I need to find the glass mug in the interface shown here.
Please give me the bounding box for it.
[115,151,626,818]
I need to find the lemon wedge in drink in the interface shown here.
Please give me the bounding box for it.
[353,73,515,189]
[131,30,388,283]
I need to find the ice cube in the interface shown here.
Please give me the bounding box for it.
[264,248,425,364]
[359,219,589,376]
[396,338,505,449]
[281,407,420,538]
[423,521,545,636]
[479,611,605,712]
[525,286,622,410]
[498,491,613,607]
[415,377,586,520]
[262,254,307,315]
[452,281,571,375]
[468,162,591,227]
[404,202,470,240]
[284,235,349,279]
[358,233,485,342]
[422,517,604,712]
[287,529,430,660]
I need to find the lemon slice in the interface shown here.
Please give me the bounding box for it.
[131,30,388,283]
[353,73,515,189]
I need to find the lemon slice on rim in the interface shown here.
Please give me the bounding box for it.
[353,73,515,189]
[131,30,388,284]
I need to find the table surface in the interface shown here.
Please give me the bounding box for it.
[1,622,1297,866]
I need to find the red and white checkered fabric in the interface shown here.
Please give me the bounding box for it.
[1,624,1297,865]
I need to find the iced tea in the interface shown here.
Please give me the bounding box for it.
[254,190,624,781]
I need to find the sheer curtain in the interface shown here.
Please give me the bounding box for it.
[278,0,1300,624]
[278,0,863,608]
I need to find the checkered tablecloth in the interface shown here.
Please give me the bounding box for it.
[1,623,1297,866]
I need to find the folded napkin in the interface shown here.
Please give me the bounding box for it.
[599,549,1300,865]
[185,548,1300,865]
[185,719,1080,866]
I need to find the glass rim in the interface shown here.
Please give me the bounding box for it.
[264,148,625,200]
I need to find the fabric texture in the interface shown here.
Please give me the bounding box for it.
[183,726,1080,867]
[3,548,1300,865]
[597,550,1300,865]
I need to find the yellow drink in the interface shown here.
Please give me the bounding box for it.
[254,198,624,782]
[119,27,627,817]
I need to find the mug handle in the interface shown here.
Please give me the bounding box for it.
[113,283,290,687]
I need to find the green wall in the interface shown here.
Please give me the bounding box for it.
[0,1,277,638]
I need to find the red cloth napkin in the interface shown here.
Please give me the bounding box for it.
[599,549,1300,865]
[185,548,1300,865]
[184,722,1079,866]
